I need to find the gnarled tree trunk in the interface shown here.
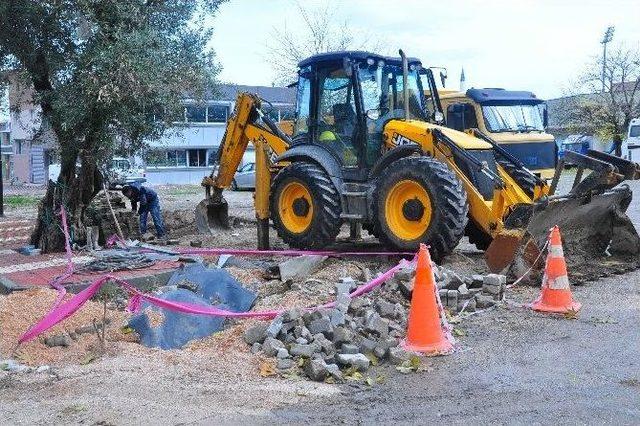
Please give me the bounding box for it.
[30,146,104,253]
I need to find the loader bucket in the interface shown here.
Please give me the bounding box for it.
[195,198,230,234]
[486,186,640,273]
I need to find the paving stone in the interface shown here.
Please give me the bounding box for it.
[375,300,396,318]
[308,316,333,337]
[335,293,351,313]
[458,284,469,296]
[325,363,343,381]
[364,311,388,337]
[277,358,294,370]
[290,343,320,358]
[476,294,496,309]
[340,343,360,354]
[265,315,284,338]
[243,323,268,345]
[332,326,354,345]
[446,290,459,310]
[305,358,329,382]
[262,337,285,357]
[282,308,302,322]
[358,337,377,354]
[276,348,290,359]
[470,274,485,288]
[251,342,262,354]
[278,255,328,282]
[438,289,448,305]
[295,337,308,345]
[336,353,370,371]
[483,274,506,287]
[388,347,414,365]
[330,309,346,327]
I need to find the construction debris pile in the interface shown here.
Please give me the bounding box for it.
[243,261,506,382]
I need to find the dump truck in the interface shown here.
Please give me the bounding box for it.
[439,88,557,180]
[196,50,640,273]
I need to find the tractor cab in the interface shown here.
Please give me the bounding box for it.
[290,51,444,180]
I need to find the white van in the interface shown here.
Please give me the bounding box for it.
[627,118,640,161]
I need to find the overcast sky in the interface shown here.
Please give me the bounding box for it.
[209,0,640,100]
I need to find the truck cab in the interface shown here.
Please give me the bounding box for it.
[439,88,556,179]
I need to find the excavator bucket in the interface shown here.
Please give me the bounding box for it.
[486,187,640,273]
[195,198,230,233]
[486,149,640,274]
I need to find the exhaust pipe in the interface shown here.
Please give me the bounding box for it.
[399,49,410,121]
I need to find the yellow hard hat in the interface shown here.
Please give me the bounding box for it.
[319,130,337,141]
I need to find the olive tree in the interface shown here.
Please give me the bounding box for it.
[0,0,224,251]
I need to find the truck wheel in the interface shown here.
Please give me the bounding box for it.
[271,162,342,249]
[374,156,469,262]
[496,158,537,198]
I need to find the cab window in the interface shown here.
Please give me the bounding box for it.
[316,66,359,166]
[446,103,478,131]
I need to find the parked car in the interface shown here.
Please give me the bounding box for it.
[231,162,256,190]
[558,134,593,165]
[106,157,146,188]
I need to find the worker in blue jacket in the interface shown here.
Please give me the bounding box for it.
[122,182,166,238]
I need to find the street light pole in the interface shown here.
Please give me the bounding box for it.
[601,26,615,93]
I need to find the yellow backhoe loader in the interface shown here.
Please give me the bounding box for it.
[196,50,640,272]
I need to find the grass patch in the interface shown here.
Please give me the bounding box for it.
[163,186,202,196]
[4,195,41,207]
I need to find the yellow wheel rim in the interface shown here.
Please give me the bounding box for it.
[278,181,314,234]
[384,179,432,241]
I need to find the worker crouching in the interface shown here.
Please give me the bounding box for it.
[122,183,166,239]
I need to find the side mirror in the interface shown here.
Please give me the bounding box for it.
[543,107,548,128]
[440,71,447,88]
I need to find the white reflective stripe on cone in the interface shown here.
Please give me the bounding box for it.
[549,245,564,258]
[548,274,570,290]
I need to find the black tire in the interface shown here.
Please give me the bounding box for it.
[496,157,537,198]
[230,179,238,191]
[373,156,469,262]
[465,220,492,251]
[270,162,342,249]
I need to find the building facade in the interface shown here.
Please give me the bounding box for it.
[2,81,295,186]
[143,84,295,185]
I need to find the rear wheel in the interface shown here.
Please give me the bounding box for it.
[271,162,342,249]
[374,156,469,262]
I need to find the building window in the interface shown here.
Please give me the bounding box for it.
[207,105,228,123]
[188,149,207,167]
[185,105,206,123]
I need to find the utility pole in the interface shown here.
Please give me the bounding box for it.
[601,26,615,93]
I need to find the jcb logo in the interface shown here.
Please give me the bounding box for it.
[392,133,418,146]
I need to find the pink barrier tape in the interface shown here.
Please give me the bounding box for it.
[18,257,412,344]
[176,247,414,257]
[48,208,74,306]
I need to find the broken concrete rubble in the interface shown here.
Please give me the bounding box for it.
[277,255,328,282]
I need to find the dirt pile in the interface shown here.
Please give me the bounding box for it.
[0,288,131,366]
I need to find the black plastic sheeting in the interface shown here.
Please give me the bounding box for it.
[128,264,257,349]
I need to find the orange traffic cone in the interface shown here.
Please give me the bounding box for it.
[402,244,453,355]
[531,226,581,314]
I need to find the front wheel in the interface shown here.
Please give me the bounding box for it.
[373,156,469,262]
[270,162,342,249]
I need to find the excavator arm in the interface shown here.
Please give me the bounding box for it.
[195,92,291,247]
